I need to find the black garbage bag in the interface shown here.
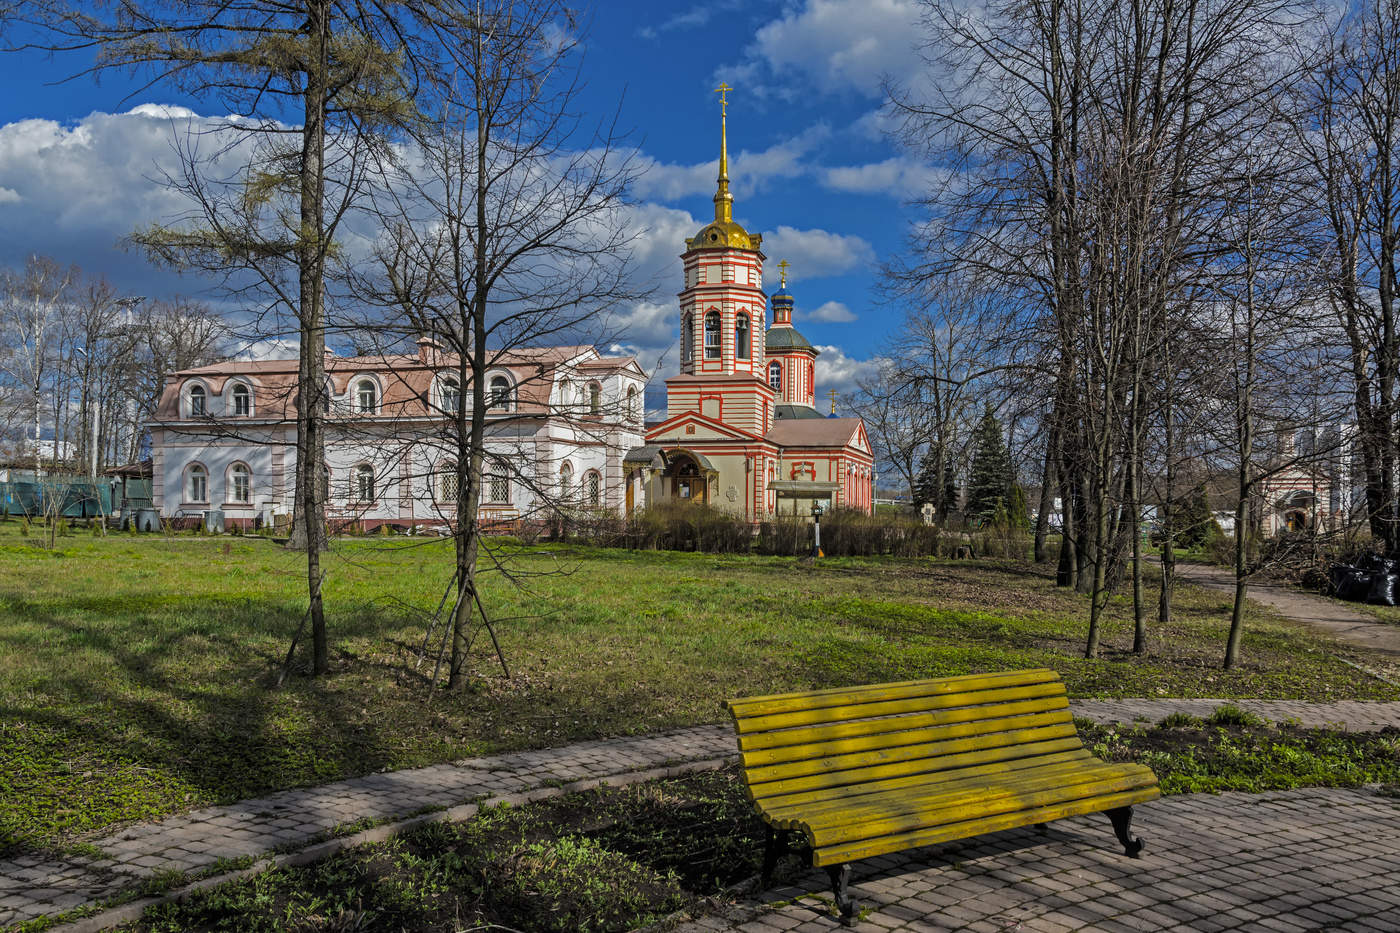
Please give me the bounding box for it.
[1367,572,1400,606]
[1337,570,1374,601]
[1330,563,1359,593]
[1357,553,1398,575]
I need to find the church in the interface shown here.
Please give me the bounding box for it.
[623,90,875,520]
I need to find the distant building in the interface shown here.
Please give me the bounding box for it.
[626,93,874,519]
[149,341,645,531]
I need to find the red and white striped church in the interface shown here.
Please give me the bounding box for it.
[623,89,875,520]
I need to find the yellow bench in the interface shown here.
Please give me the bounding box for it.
[723,669,1159,924]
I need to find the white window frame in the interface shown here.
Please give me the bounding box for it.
[187,383,207,418]
[230,383,252,417]
[769,361,782,391]
[354,463,375,502]
[229,463,252,503]
[488,373,514,411]
[187,463,208,503]
[355,379,379,415]
[704,311,721,360]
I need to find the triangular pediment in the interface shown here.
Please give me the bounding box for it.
[646,410,763,444]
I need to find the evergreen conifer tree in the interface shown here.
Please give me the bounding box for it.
[967,406,1012,523]
[913,443,958,514]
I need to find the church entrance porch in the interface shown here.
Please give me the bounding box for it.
[667,452,711,504]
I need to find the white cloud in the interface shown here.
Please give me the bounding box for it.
[631,124,829,202]
[821,156,945,198]
[763,225,876,279]
[804,300,857,323]
[727,0,925,99]
[815,344,881,402]
[637,0,743,39]
[0,186,19,204]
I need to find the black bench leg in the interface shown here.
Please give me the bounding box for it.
[826,863,857,926]
[1107,806,1144,858]
[761,826,788,889]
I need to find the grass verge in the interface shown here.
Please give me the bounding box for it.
[3,525,1395,854]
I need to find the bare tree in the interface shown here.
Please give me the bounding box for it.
[0,255,77,474]
[359,0,640,688]
[14,0,486,676]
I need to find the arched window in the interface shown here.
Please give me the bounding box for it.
[735,313,750,360]
[440,377,461,415]
[229,463,252,503]
[354,464,375,502]
[704,310,721,359]
[188,384,206,417]
[768,361,782,391]
[626,385,638,422]
[559,461,574,499]
[438,461,459,502]
[187,464,208,503]
[588,382,602,415]
[230,383,251,416]
[489,374,512,410]
[585,470,601,507]
[356,379,378,414]
[682,312,693,361]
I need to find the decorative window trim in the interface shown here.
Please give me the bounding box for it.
[487,371,515,411]
[436,374,464,416]
[768,361,782,391]
[185,462,209,504]
[735,312,750,360]
[228,381,253,417]
[185,381,209,418]
[225,462,253,504]
[352,463,376,502]
[625,385,639,423]
[704,310,721,359]
[583,469,602,507]
[559,460,575,500]
[354,377,381,415]
[587,381,602,415]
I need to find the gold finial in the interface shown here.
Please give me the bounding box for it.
[713,82,733,224]
[828,388,838,415]
[777,259,790,288]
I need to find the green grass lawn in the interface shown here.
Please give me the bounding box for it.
[2,521,1395,857]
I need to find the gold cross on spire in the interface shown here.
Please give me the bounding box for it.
[828,388,838,415]
[777,259,790,287]
[715,82,731,116]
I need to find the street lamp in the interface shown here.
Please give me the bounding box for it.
[811,500,825,558]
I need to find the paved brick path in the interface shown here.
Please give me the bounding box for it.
[4,700,1400,932]
[680,786,1400,932]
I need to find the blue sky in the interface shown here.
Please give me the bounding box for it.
[0,0,934,401]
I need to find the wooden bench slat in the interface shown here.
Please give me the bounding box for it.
[743,712,1078,786]
[739,695,1072,767]
[744,726,1085,801]
[812,785,1161,867]
[723,668,1061,719]
[804,764,1160,846]
[733,685,1069,735]
[735,683,1070,752]
[787,760,1150,834]
[756,747,1096,816]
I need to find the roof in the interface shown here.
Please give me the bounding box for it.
[765,417,865,448]
[766,326,815,352]
[774,404,824,421]
[153,344,640,423]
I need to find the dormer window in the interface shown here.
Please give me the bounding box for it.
[188,384,206,417]
[489,374,513,410]
[356,379,378,414]
[769,361,782,391]
[231,383,251,416]
[440,376,461,415]
[704,311,721,359]
[736,313,750,360]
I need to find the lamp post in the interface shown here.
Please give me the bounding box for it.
[811,500,824,558]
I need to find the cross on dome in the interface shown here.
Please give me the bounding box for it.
[778,260,791,288]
